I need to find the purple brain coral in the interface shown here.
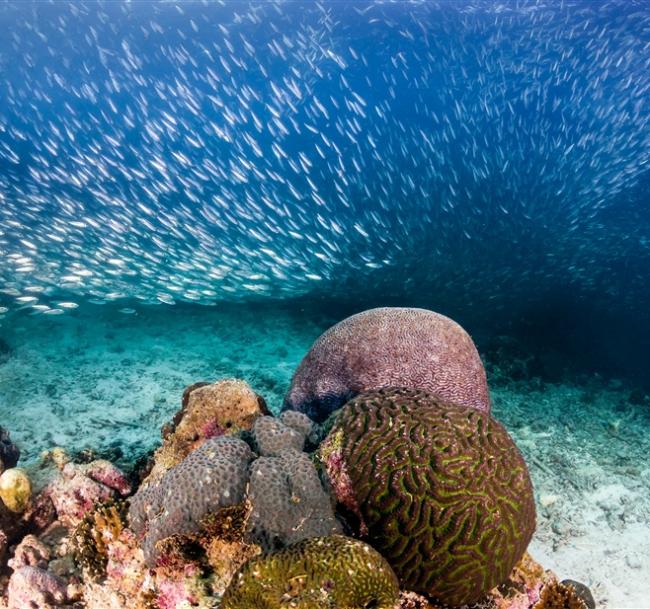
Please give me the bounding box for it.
[284,307,490,421]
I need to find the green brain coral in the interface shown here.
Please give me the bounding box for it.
[322,387,536,606]
[220,535,399,609]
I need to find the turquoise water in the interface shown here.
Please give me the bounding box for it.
[2,301,650,605]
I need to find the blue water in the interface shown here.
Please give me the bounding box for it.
[0,1,648,376]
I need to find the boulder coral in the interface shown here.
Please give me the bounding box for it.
[284,307,490,421]
[0,468,32,513]
[128,436,254,566]
[321,387,536,606]
[247,449,341,550]
[221,535,400,609]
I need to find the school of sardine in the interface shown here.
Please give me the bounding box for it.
[0,0,648,319]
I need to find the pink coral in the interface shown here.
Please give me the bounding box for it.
[43,460,131,526]
[155,564,203,609]
[284,307,490,421]
[7,566,70,609]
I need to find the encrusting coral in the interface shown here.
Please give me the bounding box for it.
[284,307,491,421]
[320,387,536,607]
[221,535,400,609]
[38,455,131,527]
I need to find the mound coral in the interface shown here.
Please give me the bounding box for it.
[251,411,318,456]
[247,448,341,550]
[284,307,490,421]
[221,535,400,609]
[321,387,535,606]
[128,436,254,566]
[0,468,32,513]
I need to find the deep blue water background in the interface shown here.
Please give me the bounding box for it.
[0,0,649,387]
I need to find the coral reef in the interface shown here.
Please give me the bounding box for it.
[284,307,490,421]
[221,535,400,609]
[0,427,19,473]
[71,501,127,581]
[247,448,341,550]
[321,387,536,606]
[0,377,589,609]
[533,581,590,609]
[128,436,254,566]
[144,379,268,486]
[0,468,32,513]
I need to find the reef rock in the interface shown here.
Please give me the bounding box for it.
[41,458,131,527]
[320,387,536,606]
[145,379,268,486]
[6,566,77,609]
[0,427,19,474]
[284,307,490,421]
[8,534,50,570]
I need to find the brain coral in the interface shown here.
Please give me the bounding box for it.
[221,535,399,609]
[128,436,254,566]
[322,387,535,606]
[284,307,490,421]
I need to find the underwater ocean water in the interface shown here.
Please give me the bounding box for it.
[0,0,649,607]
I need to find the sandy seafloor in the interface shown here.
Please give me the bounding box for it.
[0,303,648,608]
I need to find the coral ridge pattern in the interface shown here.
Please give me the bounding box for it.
[221,535,400,609]
[326,387,536,606]
[284,307,491,421]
